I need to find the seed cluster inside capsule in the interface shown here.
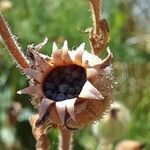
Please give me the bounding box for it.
[43,65,86,102]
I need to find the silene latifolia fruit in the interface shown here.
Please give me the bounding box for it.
[17,39,113,130]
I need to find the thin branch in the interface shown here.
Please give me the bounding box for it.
[29,115,50,150]
[88,0,109,55]
[0,14,30,69]
[58,127,73,150]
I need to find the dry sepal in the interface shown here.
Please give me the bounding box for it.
[18,39,113,130]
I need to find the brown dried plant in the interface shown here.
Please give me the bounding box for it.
[0,0,112,149]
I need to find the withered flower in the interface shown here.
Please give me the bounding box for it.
[17,39,113,129]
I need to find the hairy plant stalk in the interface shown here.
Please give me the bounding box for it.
[90,0,101,35]
[0,14,30,69]
[59,127,73,150]
[29,115,50,150]
[89,0,109,55]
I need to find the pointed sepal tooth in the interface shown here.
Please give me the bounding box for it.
[81,51,89,67]
[66,98,76,122]
[23,68,43,83]
[62,50,72,64]
[33,52,51,72]
[17,84,43,96]
[52,42,58,51]
[56,101,66,123]
[78,43,85,51]
[36,98,53,127]
[74,49,83,65]
[52,42,64,66]
[35,37,48,51]
[62,40,68,50]
[62,41,72,64]
[94,47,113,69]
[79,81,104,100]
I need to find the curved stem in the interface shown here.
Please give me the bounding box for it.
[58,127,73,150]
[0,14,30,69]
[89,0,109,55]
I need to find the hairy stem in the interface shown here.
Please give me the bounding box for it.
[29,115,50,150]
[58,127,72,150]
[90,0,101,35]
[0,14,30,69]
[89,0,109,55]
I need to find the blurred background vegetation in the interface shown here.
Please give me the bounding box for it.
[0,0,149,149]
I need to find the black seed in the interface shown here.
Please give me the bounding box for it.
[54,78,61,86]
[44,82,51,90]
[51,71,58,78]
[81,74,86,80]
[45,89,52,98]
[75,86,81,94]
[46,76,53,82]
[66,94,74,99]
[79,81,86,87]
[43,64,86,100]
[72,71,80,79]
[62,81,68,84]
[44,82,55,91]
[66,76,74,83]
[76,67,82,73]
[52,93,57,100]
[56,93,66,101]
[58,84,69,93]
[74,94,79,97]
[68,87,75,94]
[64,67,73,74]
[49,83,55,90]
[59,73,65,80]
[74,81,80,86]
[57,67,64,74]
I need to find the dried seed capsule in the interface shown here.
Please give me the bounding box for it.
[58,84,69,93]
[18,40,113,130]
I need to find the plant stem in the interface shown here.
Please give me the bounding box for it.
[89,0,109,55]
[0,14,30,69]
[90,0,101,35]
[59,127,72,150]
[29,115,50,150]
